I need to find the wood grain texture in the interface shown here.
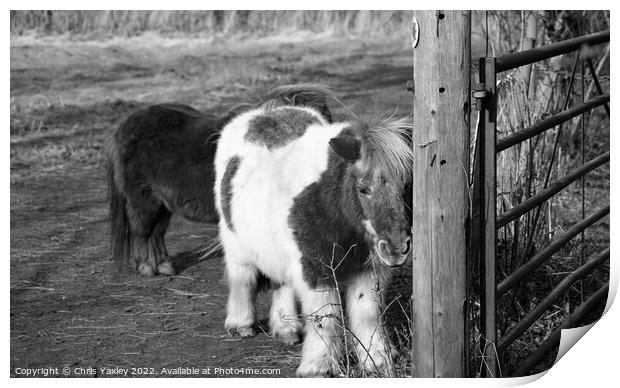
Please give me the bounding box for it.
[411,10,470,378]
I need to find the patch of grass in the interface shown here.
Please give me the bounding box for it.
[10,100,144,136]
[10,11,411,39]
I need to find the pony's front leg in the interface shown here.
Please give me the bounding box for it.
[224,260,258,337]
[346,271,396,375]
[296,286,343,377]
[270,285,302,345]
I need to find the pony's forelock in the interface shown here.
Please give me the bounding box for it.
[358,115,413,183]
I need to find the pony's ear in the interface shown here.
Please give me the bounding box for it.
[329,134,361,161]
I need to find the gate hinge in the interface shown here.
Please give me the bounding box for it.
[472,82,490,110]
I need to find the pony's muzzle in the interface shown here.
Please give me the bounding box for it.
[376,238,410,267]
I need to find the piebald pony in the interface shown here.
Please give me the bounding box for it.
[214,92,412,377]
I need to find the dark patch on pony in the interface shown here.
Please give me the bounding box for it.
[221,156,241,231]
[245,108,320,150]
[289,152,375,288]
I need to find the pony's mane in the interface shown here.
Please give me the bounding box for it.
[221,83,334,123]
[259,83,334,110]
[357,116,413,183]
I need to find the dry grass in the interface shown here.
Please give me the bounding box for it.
[10,10,411,39]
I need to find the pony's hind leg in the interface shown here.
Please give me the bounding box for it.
[148,207,174,276]
[126,197,161,277]
[269,285,302,345]
[223,245,259,337]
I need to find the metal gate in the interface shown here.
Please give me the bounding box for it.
[471,30,610,377]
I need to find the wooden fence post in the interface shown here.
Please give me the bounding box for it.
[411,10,471,378]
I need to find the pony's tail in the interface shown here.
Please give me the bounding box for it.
[198,237,223,261]
[108,163,131,271]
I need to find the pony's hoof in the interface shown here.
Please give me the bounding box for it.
[236,326,256,337]
[157,262,175,276]
[137,262,156,277]
[225,324,256,338]
[272,326,302,345]
[296,358,338,377]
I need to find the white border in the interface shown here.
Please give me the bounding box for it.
[5,3,617,388]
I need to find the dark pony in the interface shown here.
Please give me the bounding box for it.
[107,84,333,276]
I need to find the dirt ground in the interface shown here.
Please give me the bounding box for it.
[10,32,415,377]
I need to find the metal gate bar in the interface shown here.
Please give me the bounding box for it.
[496,30,610,72]
[473,56,498,376]
[496,94,610,152]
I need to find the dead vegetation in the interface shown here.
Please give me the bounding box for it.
[10,10,410,38]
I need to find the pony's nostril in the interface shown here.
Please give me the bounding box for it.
[402,238,412,255]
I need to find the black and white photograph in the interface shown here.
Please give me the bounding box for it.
[9,8,611,379]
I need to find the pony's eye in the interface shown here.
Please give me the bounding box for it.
[358,186,371,196]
